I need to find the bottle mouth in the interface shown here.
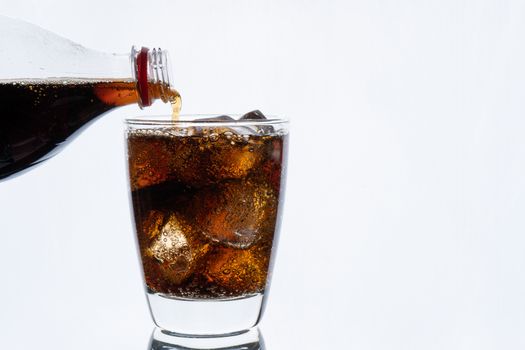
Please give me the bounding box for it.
[131,46,173,107]
[150,48,173,103]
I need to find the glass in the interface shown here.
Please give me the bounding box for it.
[125,115,289,337]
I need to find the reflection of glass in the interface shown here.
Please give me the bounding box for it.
[126,116,289,336]
[148,327,265,350]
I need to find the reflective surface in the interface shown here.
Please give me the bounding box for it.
[149,327,265,350]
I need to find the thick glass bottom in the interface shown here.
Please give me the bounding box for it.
[146,292,265,337]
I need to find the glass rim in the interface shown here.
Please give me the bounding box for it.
[125,114,288,127]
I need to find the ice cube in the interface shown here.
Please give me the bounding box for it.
[239,110,266,120]
[144,212,210,286]
[239,110,274,134]
[185,115,235,136]
[189,180,278,248]
[196,115,235,122]
[205,246,270,294]
[194,112,264,135]
[127,133,172,191]
[168,131,265,187]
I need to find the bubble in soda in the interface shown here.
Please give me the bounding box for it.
[205,246,270,293]
[128,112,287,298]
[128,117,270,190]
[140,211,210,290]
[189,179,277,249]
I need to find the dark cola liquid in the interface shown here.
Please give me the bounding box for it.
[0,79,183,181]
[0,79,141,180]
[127,127,287,299]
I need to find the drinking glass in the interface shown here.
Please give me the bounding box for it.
[125,115,288,337]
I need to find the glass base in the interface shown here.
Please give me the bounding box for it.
[149,327,265,350]
[146,292,265,337]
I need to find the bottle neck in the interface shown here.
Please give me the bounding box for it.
[131,46,174,108]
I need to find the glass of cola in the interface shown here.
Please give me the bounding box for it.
[125,113,288,337]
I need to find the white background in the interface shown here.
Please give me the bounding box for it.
[1,1,525,349]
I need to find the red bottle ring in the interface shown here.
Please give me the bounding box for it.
[136,47,151,107]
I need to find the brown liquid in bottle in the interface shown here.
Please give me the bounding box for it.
[0,79,181,180]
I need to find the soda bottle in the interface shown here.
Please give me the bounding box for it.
[0,16,180,181]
